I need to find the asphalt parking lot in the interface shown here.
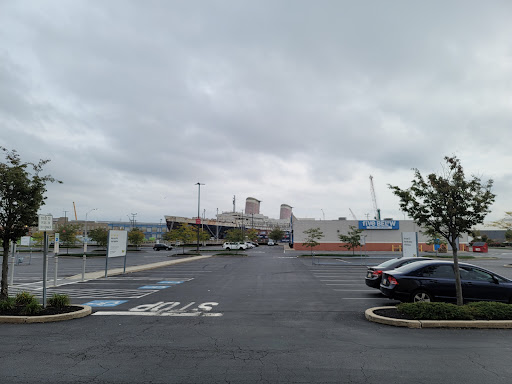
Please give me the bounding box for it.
[2,246,512,383]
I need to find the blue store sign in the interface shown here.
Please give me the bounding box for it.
[359,220,399,230]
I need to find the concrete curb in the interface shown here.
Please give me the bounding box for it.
[66,255,213,280]
[365,306,512,329]
[0,305,92,324]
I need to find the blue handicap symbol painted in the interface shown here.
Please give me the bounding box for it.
[158,281,184,284]
[82,300,128,307]
[138,285,171,290]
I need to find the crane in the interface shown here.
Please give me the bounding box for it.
[349,208,357,220]
[369,175,381,220]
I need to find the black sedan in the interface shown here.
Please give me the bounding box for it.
[153,243,172,251]
[380,260,512,303]
[365,257,432,289]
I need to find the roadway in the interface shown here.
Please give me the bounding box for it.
[2,246,512,383]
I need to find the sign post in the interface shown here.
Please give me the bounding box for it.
[38,214,53,307]
[105,230,128,278]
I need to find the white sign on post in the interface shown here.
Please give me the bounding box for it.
[402,232,419,258]
[107,230,128,258]
[21,236,31,246]
[38,215,53,231]
[54,233,60,253]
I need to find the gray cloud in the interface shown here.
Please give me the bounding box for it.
[1,0,510,223]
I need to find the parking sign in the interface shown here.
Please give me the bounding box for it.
[38,215,53,231]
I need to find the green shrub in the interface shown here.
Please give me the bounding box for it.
[47,293,70,308]
[397,302,473,320]
[465,302,512,320]
[0,297,16,311]
[20,301,42,315]
[15,291,37,306]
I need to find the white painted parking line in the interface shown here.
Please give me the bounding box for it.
[341,298,387,300]
[93,301,222,317]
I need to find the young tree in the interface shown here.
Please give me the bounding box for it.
[31,232,44,247]
[389,156,495,305]
[167,225,197,254]
[225,228,244,243]
[0,147,61,299]
[269,228,284,242]
[89,228,109,248]
[128,228,146,248]
[59,223,81,251]
[338,225,363,255]
[245,228,259,243]
[303,227,324,256]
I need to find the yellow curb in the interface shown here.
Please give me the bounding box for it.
[0,305,92,324]
[66,255,212,280]
[366,306,512,329]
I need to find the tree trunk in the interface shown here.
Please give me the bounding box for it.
[1,240,9,300]
[451,241,464,306]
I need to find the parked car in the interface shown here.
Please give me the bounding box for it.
[380,260,512,303]
[244,242,255,249]
[153,243,172,251]
[247,241,258,247]
[267,239,275,246]
[365,257,432,289]
[223,242,247,250]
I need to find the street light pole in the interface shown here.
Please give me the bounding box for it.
[196,182,204,253]
[84,208,98,253]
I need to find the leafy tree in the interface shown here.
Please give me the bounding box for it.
[89,228,109,248]
[0,148,61,299]
[506,229,512,243]
[59,223,80,250]
[167,225,197,254]
[389,155,495,305]
[128,228,145,248]
[245,228,259,243]
[303,227,324,256]
[31,232,44,247]
[199,229,210,242]
[269,228,285,242]
[225,228,244,243]
[492,212,512,244]
[338,225,363,255]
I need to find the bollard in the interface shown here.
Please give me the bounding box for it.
[82,254,86,281]
[54,255,58,287]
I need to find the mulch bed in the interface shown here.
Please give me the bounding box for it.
[373,307,415,320]
[0,305,83,317]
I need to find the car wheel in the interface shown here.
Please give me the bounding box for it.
[411,290,433,303]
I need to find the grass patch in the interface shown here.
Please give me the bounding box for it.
[397,301,512,320]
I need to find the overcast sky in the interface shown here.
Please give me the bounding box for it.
[1,1,511,225]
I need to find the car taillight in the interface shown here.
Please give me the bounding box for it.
[387,276,399,286]
[372,270,382,277]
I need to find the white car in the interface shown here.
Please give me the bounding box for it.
[267,239,275,246]
[223,242,247,250]
[244,242,255,249]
